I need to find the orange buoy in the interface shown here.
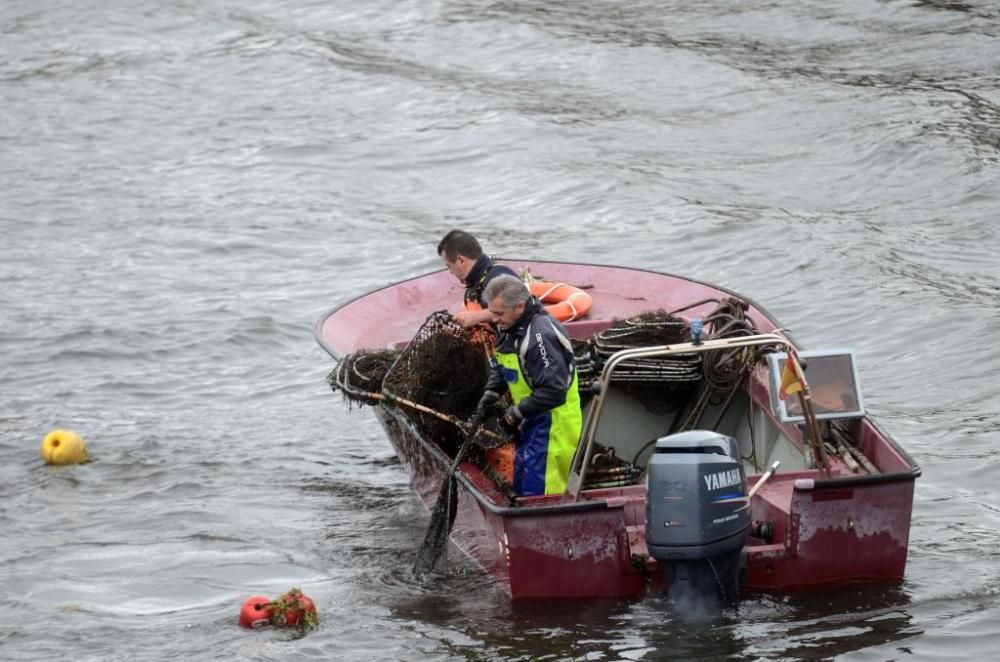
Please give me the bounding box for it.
[528,281,592,322]
[238,595,272,629]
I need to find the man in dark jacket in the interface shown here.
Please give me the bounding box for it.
[478,275,582,496]
[437,230,516,328]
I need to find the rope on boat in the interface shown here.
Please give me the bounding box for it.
[681,298,766,432]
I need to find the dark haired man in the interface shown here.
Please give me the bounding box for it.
[437,230,517,328]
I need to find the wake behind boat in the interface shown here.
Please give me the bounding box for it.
[315,260,920,601]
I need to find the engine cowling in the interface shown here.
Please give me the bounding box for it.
[645,430,749,609]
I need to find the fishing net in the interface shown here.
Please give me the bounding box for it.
[328,348,400,406]
[380,312,493,454]
[582,443,644,490]
[329,311,515,458]
[591,310,700,381]
[329,313,518,575]
[576,310,701,413]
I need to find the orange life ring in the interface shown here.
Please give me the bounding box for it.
[529,281,592,322]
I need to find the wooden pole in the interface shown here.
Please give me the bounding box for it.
[836,441,861,473]
[796,388,830,477]
[338,381,507,444]
[831,426,879,475]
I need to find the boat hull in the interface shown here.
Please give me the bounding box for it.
[379,404,917,600]
[379,406,654,599]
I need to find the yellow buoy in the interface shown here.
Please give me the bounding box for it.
[41,429,89,465]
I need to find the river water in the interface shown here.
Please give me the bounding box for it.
[2,1,998,660]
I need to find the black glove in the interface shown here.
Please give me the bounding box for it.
[501,404,523,432]
[476,390,501,417]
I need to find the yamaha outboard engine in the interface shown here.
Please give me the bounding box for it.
[646,430,749,612]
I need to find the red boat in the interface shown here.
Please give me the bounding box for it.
[315,261,921,600]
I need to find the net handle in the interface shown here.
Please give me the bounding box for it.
[336,374,506,444]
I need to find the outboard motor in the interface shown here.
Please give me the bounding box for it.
[645,430,749,611]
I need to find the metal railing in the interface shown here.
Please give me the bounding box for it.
[565,332,801,500]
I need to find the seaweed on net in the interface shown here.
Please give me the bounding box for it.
[327,348,400,406]
[328,312,516,497]
[381,312,493,455]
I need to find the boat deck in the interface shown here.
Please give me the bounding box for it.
[317,261,781,357]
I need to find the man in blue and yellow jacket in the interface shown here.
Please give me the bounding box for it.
[478,275,582,496]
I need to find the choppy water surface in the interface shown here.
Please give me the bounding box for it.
[2,1,999,660]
